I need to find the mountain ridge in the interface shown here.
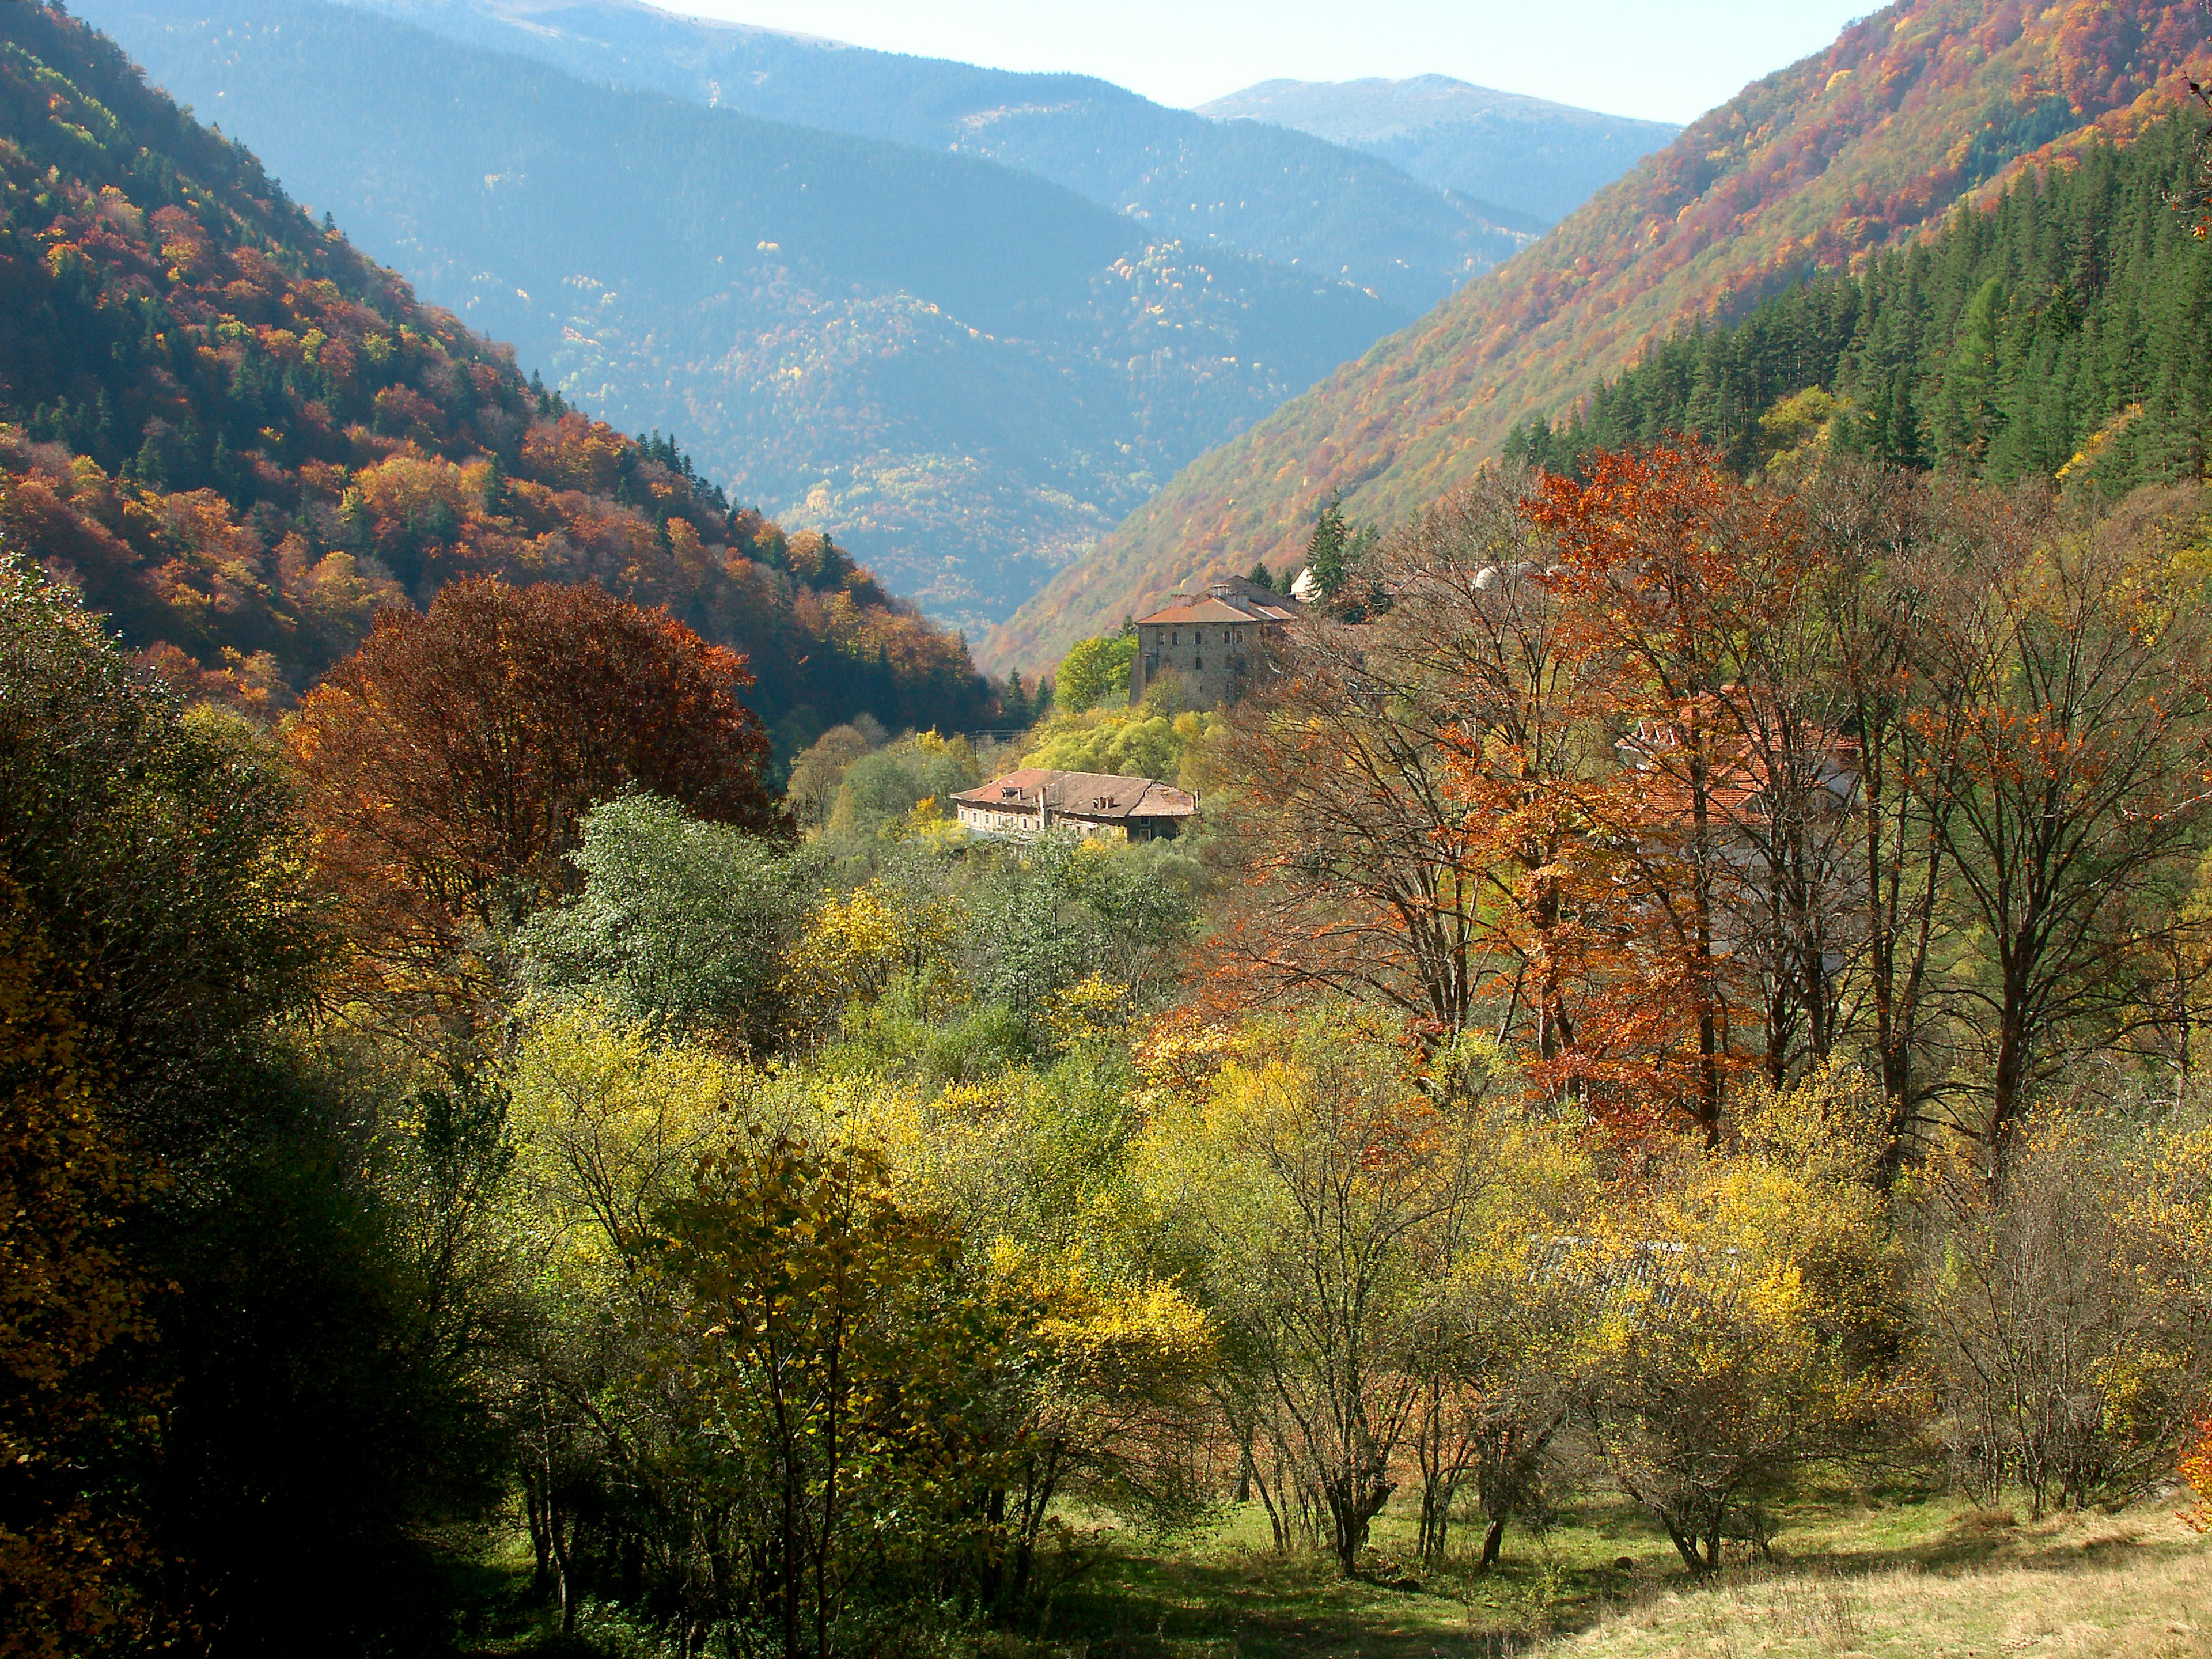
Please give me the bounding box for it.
[320,0,1539,315]
[0,0,998,747]
[984,0,2212,674]
[79,0,1410,631]
[1197,75,1678,225]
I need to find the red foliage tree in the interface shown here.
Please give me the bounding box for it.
[288,577,782,1031]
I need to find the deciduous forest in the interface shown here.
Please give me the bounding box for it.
[0,5,999,754]
[15,429,2212,1654]
[9,3,2212,1658]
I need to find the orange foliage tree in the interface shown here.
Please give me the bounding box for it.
[288,577,782,1032]
[1523,442,1862,1140]
[1211,472,1565,1045]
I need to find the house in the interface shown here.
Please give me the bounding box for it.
[1129,576,1301,707]
[951,768,1199,844]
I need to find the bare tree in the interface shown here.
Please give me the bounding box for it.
[1217,469,1586,1047]
[1795,464,1986,1175]
[1921,1107,2212,1515]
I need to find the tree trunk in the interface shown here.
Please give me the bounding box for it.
[1480,1515,1506,1569]
[1990,993,2030,1164]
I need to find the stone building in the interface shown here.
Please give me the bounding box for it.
[1128,576,1300,707]
[951,768,1198,843]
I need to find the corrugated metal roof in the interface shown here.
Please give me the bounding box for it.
[952,768,1199,822]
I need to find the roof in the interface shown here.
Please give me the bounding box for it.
[952,768,1200,823]
[1135,576,1301,628]
[1618,722,1862,820]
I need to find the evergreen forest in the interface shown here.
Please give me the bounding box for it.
[1509,112,2212,494]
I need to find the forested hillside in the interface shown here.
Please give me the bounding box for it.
[316,0,1544,314]
[83,0,1417,630]
[1510,112,2212,491]
[0,2,994,740]
[988,0,2212,673]
[1198,75,1677,226]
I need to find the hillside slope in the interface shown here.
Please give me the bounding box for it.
[81,0,1413,630]
[1198,76,1677,226]
[1513,112,2212,494]
[0,1,994,745]
[987,0,2212,672]
[320,0,1541,315]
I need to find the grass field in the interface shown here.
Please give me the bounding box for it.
[474,1483,2212,1658]
[984,1487,2212,1659]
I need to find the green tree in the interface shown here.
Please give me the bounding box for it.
[517,793,828,1054]
[1307,490,1350,597]
[1054,630,1138,714]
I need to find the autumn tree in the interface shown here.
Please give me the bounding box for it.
[1793,464,1996,1173]
[1584,1066,1905,1573]
[660,1135,961,1659]
[1922,1106,2212,1513]
[1401,1091,1599,1567]
[1142,1016,1503,1573]
[1221,472,1569,1042]
[1525,442,1813,1139]
[289,577,782,1032]
[1904,492,2212,1149]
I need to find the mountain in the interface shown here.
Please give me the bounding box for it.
[1511,112,2212,496]
[986,0,2212,673]
[80,0,1419,631]
[1198,77,1677,227]
[0,0,996,751]
[312,0,1537,315]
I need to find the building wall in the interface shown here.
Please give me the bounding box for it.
[954,804,1137,843]
[1130,618,1271,707]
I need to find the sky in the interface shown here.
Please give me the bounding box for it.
[662,0,1881,125]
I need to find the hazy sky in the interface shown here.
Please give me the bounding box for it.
[664,0,1881,125]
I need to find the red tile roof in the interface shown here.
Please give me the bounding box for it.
[952,768,1199,823]
[1135,578,1301,628]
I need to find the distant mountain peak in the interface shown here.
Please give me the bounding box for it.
[1204,74,1644,137]
[1198,75,1679,224]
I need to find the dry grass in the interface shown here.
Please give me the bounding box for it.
[1546,1504,2212,1659]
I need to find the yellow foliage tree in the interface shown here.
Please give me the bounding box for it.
[1585,1066,1906,1571]
[1021,704,1222,786]
[782,880,961,1019]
